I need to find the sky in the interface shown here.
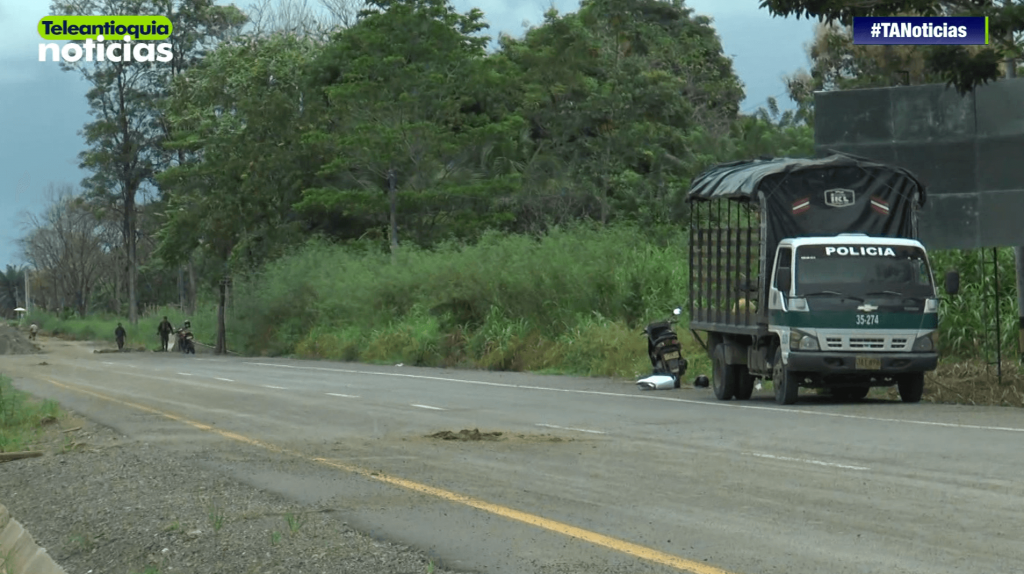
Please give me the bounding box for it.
[0,0,815,268]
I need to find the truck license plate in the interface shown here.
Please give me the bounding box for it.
[855,356,881,370]
[662,351,680,360]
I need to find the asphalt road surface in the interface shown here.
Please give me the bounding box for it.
[5,339,1024,574]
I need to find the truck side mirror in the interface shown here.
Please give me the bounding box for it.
[944,270,960,296]
[777,270,791,293]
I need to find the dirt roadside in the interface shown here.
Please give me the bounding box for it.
[1,326,464,574]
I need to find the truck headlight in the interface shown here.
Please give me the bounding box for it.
[791,330,819,351]
[913,332,937,352]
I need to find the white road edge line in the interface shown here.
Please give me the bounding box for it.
[326,393,359,398]
[536,423,606,435]
[263,385,286,390]
[745,452,869,471]
[244,361,1024,434]
[411,404,444,410]
[215,377,234,382]
[177,372,192,376]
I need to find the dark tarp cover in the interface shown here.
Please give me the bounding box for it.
[686,154,928,316]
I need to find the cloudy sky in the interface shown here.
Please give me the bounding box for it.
[0,0,814,267]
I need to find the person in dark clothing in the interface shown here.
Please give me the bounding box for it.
[157,316,173,351]
[115,322,127,351]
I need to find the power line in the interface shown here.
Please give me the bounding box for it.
[740,91,791,115]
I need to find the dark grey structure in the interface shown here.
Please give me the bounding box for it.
[814,78,1024,250]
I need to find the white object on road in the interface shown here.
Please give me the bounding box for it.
[637,374,676,390]
[535,423,606,434]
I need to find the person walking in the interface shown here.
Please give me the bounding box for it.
[157,316,173,351]
[115,322,127,351]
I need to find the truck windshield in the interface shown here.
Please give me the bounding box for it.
[794,244,934,298]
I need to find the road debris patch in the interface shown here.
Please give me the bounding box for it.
[424,429,578,443]
[93,347,147,353]
[428,429,503,441]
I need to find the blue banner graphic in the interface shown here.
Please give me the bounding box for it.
[853,16,988,45]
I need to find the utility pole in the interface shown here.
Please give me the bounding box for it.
[24,266,30,313]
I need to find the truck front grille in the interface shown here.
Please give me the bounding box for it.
[823,336,910,352]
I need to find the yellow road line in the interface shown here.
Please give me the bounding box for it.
[40,376,738,574]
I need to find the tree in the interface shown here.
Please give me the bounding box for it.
[18,184,106,318]
[499,0,745,227]
[157,32,321,353]
[784,21,947,124]
[51,0,247,325]
[298,0,516,251]
[0,265,25,318]
[760,0,1024,95]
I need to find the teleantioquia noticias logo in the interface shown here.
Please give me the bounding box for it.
[38,15,174,63]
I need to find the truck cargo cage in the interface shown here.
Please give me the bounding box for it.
[688,199,762,330]
[685,153,926,338]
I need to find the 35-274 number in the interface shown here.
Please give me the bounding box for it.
[856,314,879,326]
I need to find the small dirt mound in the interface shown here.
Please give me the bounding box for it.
[427,429,503,441]
[0,325,42,355]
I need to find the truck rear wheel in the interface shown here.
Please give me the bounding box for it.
[772,347,799,405]
[898,373,925,403]
[735,366,755,400]
[711,345,737,401]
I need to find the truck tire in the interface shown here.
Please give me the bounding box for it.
[735,366,755,400]
[898,373,925,403]
[712,345,737,401]
[772,347,799,405]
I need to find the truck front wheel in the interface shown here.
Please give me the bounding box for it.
[772,347,799,405]
[898,373,925,403]
[712,345,737,401]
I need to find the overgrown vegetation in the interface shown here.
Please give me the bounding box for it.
[0,375,61,452]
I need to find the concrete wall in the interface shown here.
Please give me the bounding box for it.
[0,503,67,574]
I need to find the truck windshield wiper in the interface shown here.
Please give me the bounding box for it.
[866,290,903,297]
[799,291,865,302]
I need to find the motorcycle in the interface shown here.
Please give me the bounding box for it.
[175,327,196,355]
[642,308,688,385]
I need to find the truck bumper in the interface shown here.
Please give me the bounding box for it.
[787,351,938,375]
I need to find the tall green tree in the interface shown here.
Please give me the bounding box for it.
[298,0,520,251]
[157,32,320,353]
[500,0,745,226]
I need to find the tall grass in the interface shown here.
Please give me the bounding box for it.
[0,375,61,452]
[931,248,1020,361]
[230,223,707,378]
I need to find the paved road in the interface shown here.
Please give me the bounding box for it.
[6,339,1024,574]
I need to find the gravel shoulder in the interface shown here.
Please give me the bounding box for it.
[1,410,462,574]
